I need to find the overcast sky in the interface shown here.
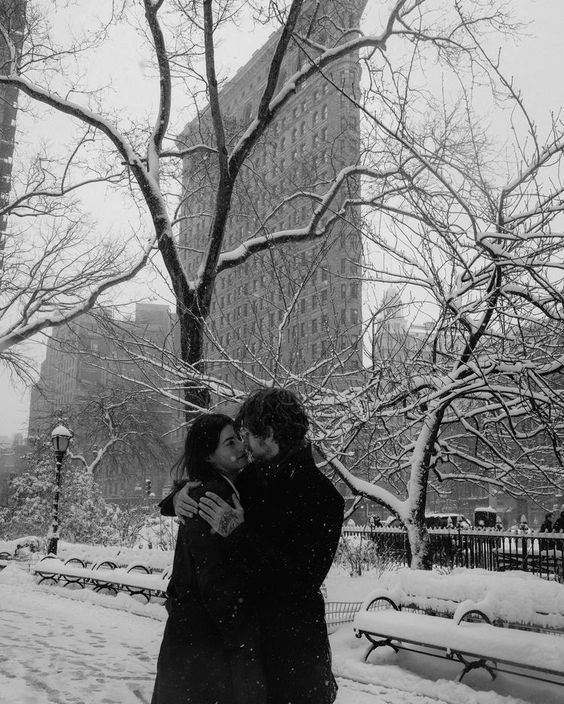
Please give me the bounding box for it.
[1,0,563,440]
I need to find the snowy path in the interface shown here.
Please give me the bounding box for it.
[0,582,547,704]
[1,586,158,703]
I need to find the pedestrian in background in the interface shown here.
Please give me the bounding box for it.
[540,513,554,533]
[553,510,564,532]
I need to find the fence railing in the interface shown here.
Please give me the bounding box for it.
[341,527,564,582]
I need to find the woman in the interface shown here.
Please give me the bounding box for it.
[151,414,266,704]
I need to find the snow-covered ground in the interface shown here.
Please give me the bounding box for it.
[1,557,563,704]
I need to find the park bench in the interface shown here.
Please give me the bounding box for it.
[32,555,361,631]
[353,589,564,686]
[324,600,362,633]
[33,555,172,602]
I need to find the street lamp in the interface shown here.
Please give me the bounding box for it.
[46,423,73,555]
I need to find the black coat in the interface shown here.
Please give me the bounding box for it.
[152,474,266,704]
[227,443,344,704]
[161,443,344,704]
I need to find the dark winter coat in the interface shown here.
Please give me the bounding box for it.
[553,513,564,532]
[152,474,266,704]
[226,442,344,704]
[161,442,344,704]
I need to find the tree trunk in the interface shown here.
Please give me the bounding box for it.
[407,522,432,570]
[177,295,210,417]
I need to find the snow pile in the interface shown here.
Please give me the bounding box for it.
[56,540,173,571]
[377,567,564,628]
[0,562,36,586]
[0,535,43,555]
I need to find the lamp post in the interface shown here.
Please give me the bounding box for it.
[46,423,72,555]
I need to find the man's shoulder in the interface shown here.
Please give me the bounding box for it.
[296,451,344,509]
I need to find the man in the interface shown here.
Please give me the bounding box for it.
[540,512,553,533]
[553,510,564,532]
[161,388,344,704]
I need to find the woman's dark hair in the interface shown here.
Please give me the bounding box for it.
[173,413,233,482]
[235,388,308,453]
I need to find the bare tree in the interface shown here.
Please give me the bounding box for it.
[0,4,155,370]
[0,0,511,399]
[5,1,564,567]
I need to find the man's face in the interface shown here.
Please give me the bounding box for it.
[239,426,279,461]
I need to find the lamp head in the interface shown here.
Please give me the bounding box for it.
[51,424,72,454]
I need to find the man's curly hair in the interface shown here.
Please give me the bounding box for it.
[236,388,309,452]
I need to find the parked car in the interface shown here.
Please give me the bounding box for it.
[473,507,498,529]
[383,513,471,529]
[425,513,471,529]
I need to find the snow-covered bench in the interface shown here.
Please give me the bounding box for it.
[33,555,172,602]
[353,589,564,686]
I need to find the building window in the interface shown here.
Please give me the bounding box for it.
[321,268,328,281]
[341,284,346,299]
[312,318,318,334]
[351,309,359,324]
[300,299,306,313]
[312,343,318,357]
[321,104,328,120]
[321,289,328,304]
[312,294,318,309]
[312,111,319,126]
[300,322,305,336]
[350,283,359,298]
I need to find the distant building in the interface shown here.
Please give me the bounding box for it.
[179,0,367,390]
[0,0,26,265]
[371,288,434,365]
[27,304,182,504]
[0,433,26,507]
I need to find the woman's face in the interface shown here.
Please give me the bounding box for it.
[207,424,248,478]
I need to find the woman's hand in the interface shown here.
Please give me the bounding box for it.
[198,492,244,536]
[172,482,201,524]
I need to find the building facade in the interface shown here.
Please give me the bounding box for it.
[26,304,182,505]
[179,0,367,391]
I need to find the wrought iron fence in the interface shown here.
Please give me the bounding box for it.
[341,527,564,582]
